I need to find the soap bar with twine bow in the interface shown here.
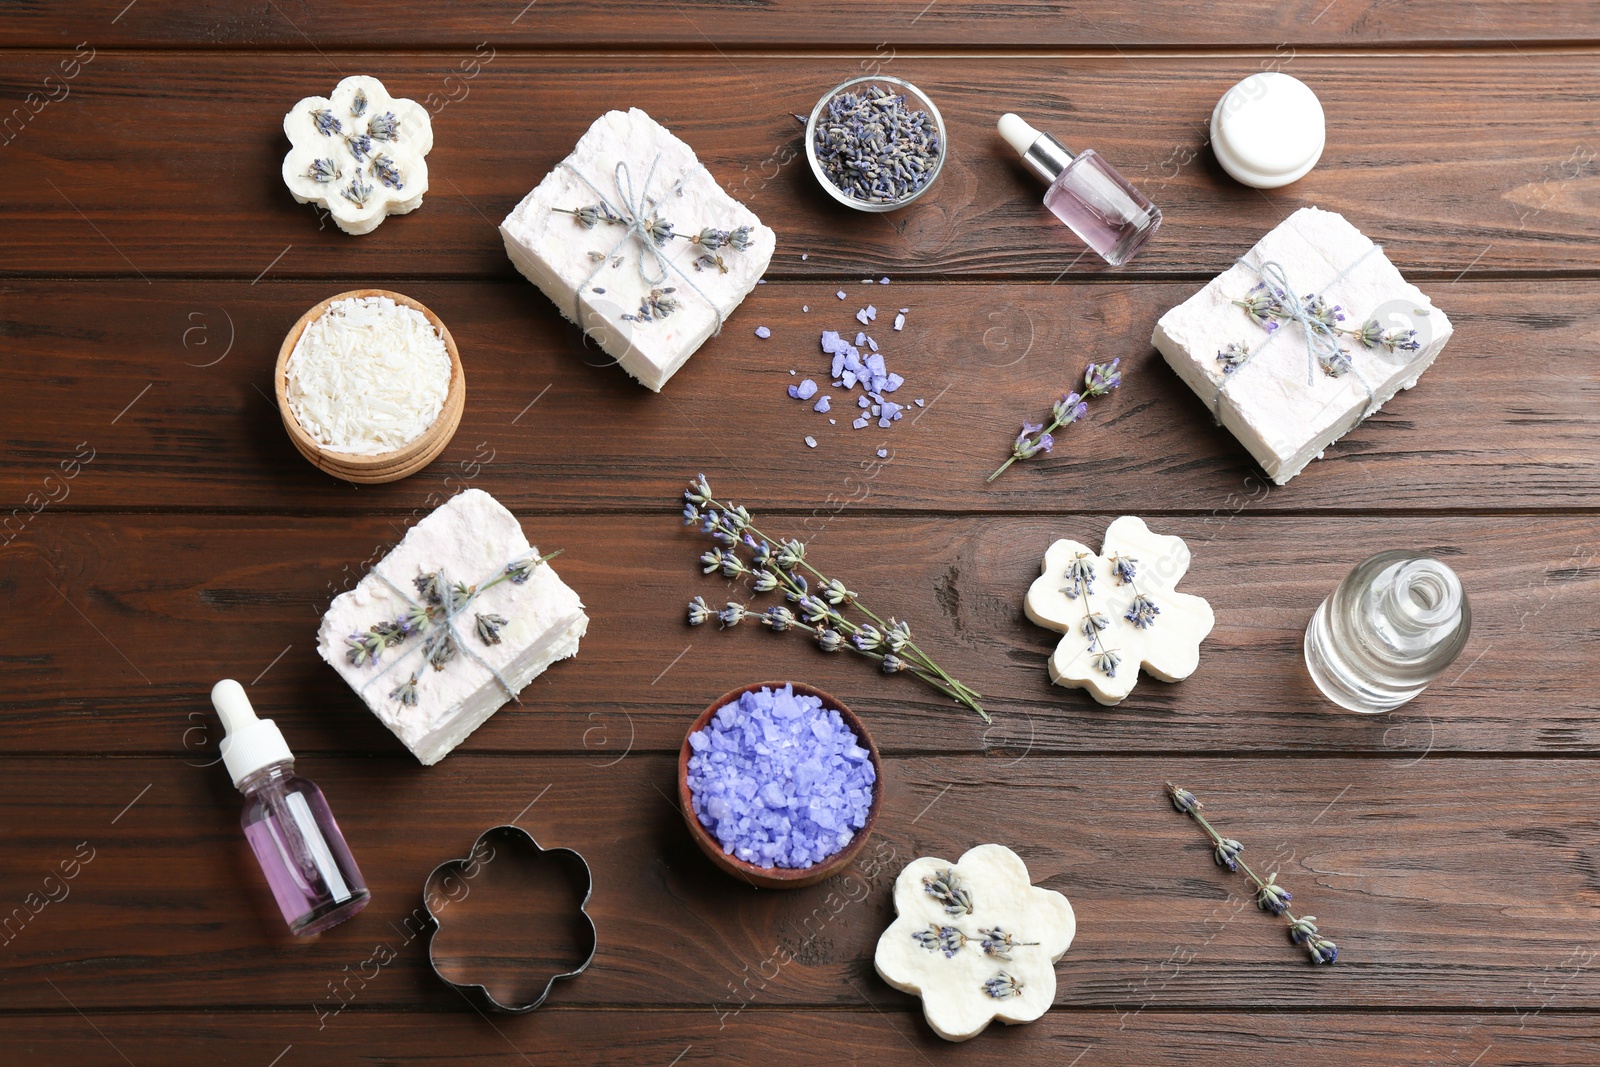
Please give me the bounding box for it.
[316,489,588,765]
[1152,207,1452,484]
[499,108,776,392]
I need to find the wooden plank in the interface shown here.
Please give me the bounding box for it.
[3,754,1599,1011]
[1,280,1594,513]
[2,54,1598,278]
[2,1009,1596,1065]
[4,1,1596,48]
[5,510,1596,758]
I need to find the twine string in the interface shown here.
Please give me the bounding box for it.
[357,553,538,704]
[1211,243,1384,419]
[560,156,725,337]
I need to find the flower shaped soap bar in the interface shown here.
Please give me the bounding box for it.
[1024,515,1214,705]
[875,844,1076,1042]
[282,76,432,235]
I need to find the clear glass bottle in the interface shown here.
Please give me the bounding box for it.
[1303,552,1472,714]
[213,680,370,935]
[998,113,1161,266]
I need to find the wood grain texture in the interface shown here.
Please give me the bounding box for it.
[3,754,1599,1012]
[1,279,1595,513]
[5,511,1597,756]
[3,1010,1596,1066]
[4,1,1597,48]
[2,54,1598,278]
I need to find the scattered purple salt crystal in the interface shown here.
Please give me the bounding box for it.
[755,326,771,339]
[820,330,848,355]
[858,395,871,409]
[883,372,904,392]
[893,312,906,331]
[855,307,870,325]
[879,401,903,427]
[805,436,817,448]
[877,448,888,458]
[801,253,809,260]
[867,336,879,352]
[757,279,766,285]
[803,305,809,312]
[880,276,891,285]
[915,398,925,406]
[685,684,877,869]
[864,305,877,321]
[853,416,869,429]
[814,396,831,413]
[829,418,836,425]
[837,290,847,300]
[791,378,818,401]
[855,331,867,346]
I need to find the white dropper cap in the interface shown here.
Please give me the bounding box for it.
[998,113,1074,183]
[212,679,294,787]
[998,113,1040,157]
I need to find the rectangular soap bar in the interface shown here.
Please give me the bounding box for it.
[1152,207,1452,484]
[317,488,587,765]
[500,108,776,392]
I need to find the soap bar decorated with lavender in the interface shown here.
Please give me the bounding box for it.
[499,108,776,392]
[875,844,1076,1042]
[1023,516,1214,706]
[1152,207,1452,484]
[316,489,587,765]
[282,76,432,236]
[686,684,875,869]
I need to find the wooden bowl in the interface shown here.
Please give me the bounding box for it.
[677,681,884,890]
[275,288,465,484]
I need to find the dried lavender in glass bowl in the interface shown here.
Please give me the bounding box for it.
[806,75,947,213]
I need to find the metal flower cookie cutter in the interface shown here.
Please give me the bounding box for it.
[423,824,596,1013]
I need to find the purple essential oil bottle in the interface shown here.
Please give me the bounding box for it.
[212,680,370,936]
[998,113,1161,266]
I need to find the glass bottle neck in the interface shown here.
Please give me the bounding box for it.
[237,760,296,795]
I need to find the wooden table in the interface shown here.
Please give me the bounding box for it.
[3,4,1598,1063]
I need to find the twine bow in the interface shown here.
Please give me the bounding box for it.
[560,155,725,334]
[1211,242,1384,419]
[357,554,539,704]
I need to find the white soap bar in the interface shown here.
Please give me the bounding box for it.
[1152,207,1451,484]
[316,488,587,764]
[874,844,1076,1042]
[1023,516,1214,706]
[282,75,433,236]
[499,108,776,392]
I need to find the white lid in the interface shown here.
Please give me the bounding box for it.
[1210,72,1325,189]
[997,113,1041,156]
[212,679,294,787]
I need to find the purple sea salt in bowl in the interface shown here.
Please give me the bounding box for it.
[678,681,883,890]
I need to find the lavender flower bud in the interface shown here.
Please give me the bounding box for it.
[1084,358,1122,396]
[1286,915,1319,944]
[1013,421,1048,459]
[881,653,906,673]
[775,538,806,570]
[718,551,746,579]
[817,629,844,652]
[852,624,883,652]
[1052,391,1088,424]
[687,596,713,626]
[1167,785,1199,815]
[1212,837,1244,872]
[717,603,746,628]
[797,595,832,625]
[821,578,854,606]
[752,569,780,594]
[682,502,701,525]
[685,474,713,506]
[1256,875,1291,915]
[763,606,795,632]
[699,549,722,574]
[885,619,910,653]
[1307,935,1338,964]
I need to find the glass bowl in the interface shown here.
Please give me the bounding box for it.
[805,74,947,213]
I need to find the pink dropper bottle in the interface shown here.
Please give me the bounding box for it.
[212,680,370,936]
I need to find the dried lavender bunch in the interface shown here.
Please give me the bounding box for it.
[812,83,941,205]
[1166,783,1338,965]
[987,359,1122,482]
[682,474,985,720]
[1227,281,1421,379]
[344,550,564,703]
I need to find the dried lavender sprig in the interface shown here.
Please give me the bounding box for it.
[686,479,980,711]
[987,359,1122,482]
[683,476,985,719]
[1166,783,1338,965]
